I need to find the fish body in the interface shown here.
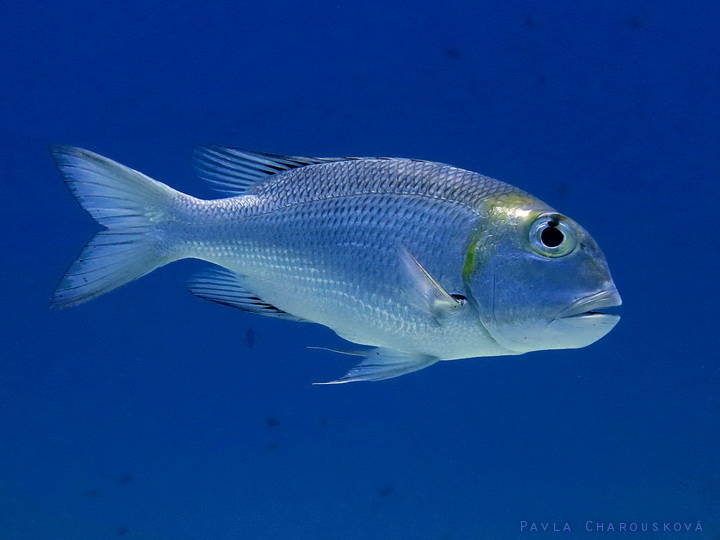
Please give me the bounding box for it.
[51,146,621,383]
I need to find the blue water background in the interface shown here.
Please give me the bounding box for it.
[1,1,718,538]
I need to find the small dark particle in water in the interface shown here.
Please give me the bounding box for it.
[524,15,535,28]
[118,474,132,485]
[379,486,394,497]
[246,328,255,349]
[266,440,280,451]
[85,490,99,500]
[319,417,328,427]
[266,416,280,428]
[445,48,460,60]
[117,526,129,535]
[629,17,643,29]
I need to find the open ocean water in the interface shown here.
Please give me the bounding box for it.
[1,1,718,538]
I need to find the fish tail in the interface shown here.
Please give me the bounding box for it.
[49,146,181,309]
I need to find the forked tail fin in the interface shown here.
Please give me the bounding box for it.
[50,146,181,308]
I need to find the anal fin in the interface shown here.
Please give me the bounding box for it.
[314,348,438,384]
[187,268,307,322]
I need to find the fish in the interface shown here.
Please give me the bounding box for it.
[49,145,621,383]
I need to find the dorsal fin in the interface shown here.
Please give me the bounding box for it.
[187,267,308,322]
[192,145,347,196]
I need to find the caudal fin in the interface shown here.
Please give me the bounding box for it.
[50,146,180,309]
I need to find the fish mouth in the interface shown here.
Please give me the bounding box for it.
[557,289,622,320]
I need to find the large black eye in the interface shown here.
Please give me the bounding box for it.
[541,223,564,247]
[529,213,576,257]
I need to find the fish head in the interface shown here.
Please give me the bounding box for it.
[466,193,621,354]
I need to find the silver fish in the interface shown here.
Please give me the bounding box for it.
[50,145,621,383]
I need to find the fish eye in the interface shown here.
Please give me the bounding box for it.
[528,213,577,257]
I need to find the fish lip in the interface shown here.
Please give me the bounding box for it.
[557,289,622,319]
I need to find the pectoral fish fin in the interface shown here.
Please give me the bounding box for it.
[192,145,349,195]
[314,348,438,384]
[399,246,467,322]
[187,268,308,322]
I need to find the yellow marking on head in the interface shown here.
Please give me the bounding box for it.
[462,223,495,283]
[484,193,542,219]
[462,192,547,283]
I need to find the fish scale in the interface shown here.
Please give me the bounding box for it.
[169,181,504,355]
[250,159,519,213]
